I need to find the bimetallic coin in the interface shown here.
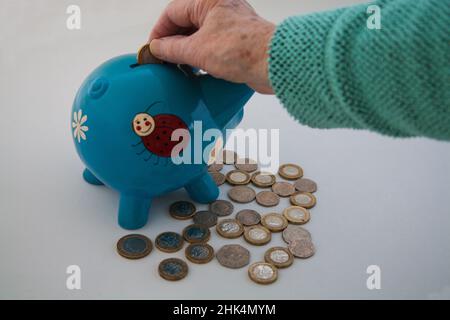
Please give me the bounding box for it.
[216,219,244,238]
[251,171,276,188]
[158,258,188,281]
[209,172,226,186]
[228,186,256,203]
[117,234,153,259]
[226,170,251,185]
[209,200,234,217]
[193,210,218,228]
[248,262,278,285]
[208,163,224,172]
[294,178,317,193]
[256,191,280,207]
[235,158,258,172]
[155,232,184,253]
[288,239,315,259]
[264,247,294,268]
[244,225,271,246]
[137,44,162,65]
[283,206,310,224]
[282,225,312,244]
[261,213,288,232]
[278,164,303,180]
[272,182,296,197]
[236,209,261,226]
[169,201,196,220]
[182,224,211,243]
[216,244,250,269]
[185,243,214,264]
[220,150,237,164]
[290,192,316,209]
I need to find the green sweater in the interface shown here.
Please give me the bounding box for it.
[268,0,450,140]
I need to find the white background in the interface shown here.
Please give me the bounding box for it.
[1,0,449,299]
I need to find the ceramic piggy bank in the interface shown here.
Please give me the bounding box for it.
[71,54,253,229]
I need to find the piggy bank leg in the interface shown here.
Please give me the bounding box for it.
[185,172,219,204]
[118,195,151,230]
[83,168,104,186]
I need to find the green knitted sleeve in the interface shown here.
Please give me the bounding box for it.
[268,0,450,140]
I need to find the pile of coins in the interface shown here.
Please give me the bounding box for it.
[116,150,318,284]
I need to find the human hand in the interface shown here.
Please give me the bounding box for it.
[149,0,275,94]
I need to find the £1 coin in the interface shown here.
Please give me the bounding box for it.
[261,213,288,232]
[244,225,272,246]
[158,258,188,281]
[226,170,251,185]
[264,247,294,268]
[182,224,211,243]
[283,206,310,224]
[290,192,316,209]
[278,164,303,180]
[117,234,153,260]
[216,219,244,239]
[185,243,215,264]
[248,262,278,285]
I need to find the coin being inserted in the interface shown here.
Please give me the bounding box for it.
[209,172,226,186]
[193,210,218,228]
[283,206,310,224]
[248,262,278,285]
[155,231,184,253]
[235,158,258,173]
[169,201,196,220]
[226,170,251,185]
[290,192,316,209]
[256,191,280,207]
[294,178,317,193]
[261,213,288,232]
[117,234,153,259]
[251,171,276,188]
[236,209,261,226]
[264,247,294,268]
[244,225,272,246]
[158,258,188,281]
[185,243,214,264]
[278,164,303,180]
[216,244,250,269]
[272,182,296,197]
[216,219,244,238]
[228,186,256,203]
[209,200,234,217]
[182,224,211,243]
[137,44,162,65]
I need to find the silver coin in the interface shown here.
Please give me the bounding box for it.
[228,186,256,203]
[271,182,296,197]
[282,225,312,244]
[294,178,317,193]
[209,200,234,217]
[193,210,218,228]
[255,191,280,207]
[236,209,261,226]
[288,239,315,259]
[216,244,250,269]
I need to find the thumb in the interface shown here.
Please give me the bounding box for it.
[150,35,194,65]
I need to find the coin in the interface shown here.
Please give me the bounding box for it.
[283,206,310,224]
[264,247,294,268]
[271,182,296,197]
[294,178,317,193]
[261,213,288,232]
[290,192,316,209]
[208,163,224,172]
[248,262,278,285]
[282,225,312,244]
[235,158,258,172]
[228,186,256,203]
[155,231,184,253]
[185,243,214,264]
[158,258,188,281]
[226,170,251,185]
[219,150,237,164]
[169,201,196,220]
[244,225,271,246]
[251,171,276,188]
[278,164,303,180]
[182,224,211,243]
[236,209,261,226]
[209,171,226,186]
[193,210,218,228]
[137,44,162,65]
[255,191,280,207]
[216,219,244,238]
[216,244,250,269]
[288,239,315,258]
[209,200,234,217]
[117,234,153,259]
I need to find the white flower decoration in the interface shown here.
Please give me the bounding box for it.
[72,109,89,143]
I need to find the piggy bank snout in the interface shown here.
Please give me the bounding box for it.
[88,77,109,99]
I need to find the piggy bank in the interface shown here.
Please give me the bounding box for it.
[71,54,253,229]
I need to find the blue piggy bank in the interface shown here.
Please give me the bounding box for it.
[71,54,253,229]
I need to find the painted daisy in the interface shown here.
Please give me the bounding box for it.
[72,109,89,143]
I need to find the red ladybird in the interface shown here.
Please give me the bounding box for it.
[133,112,188,157]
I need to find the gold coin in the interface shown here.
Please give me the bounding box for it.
[278,164,303,180]
[251,171,276,188]
[235,158,258,172]
[216,219,244,239]
[271,182,296,197]
[255,191,280,207]
[228,186,256,203]
[244,225,271,246]
[248,262,278,285]
[137,43,162,65]
[264,247,294,268]
[261,213,288,232]
[290,192,316,209]
[283,206,310,224]
[226,170,251,185]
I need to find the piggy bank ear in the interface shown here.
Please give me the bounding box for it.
[88,77,109,99]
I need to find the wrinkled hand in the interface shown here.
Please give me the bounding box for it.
[149,0,275,94]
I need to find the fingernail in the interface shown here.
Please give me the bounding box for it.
[149,39,160,57]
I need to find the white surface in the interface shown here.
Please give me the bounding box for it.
[1,0,450,300]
